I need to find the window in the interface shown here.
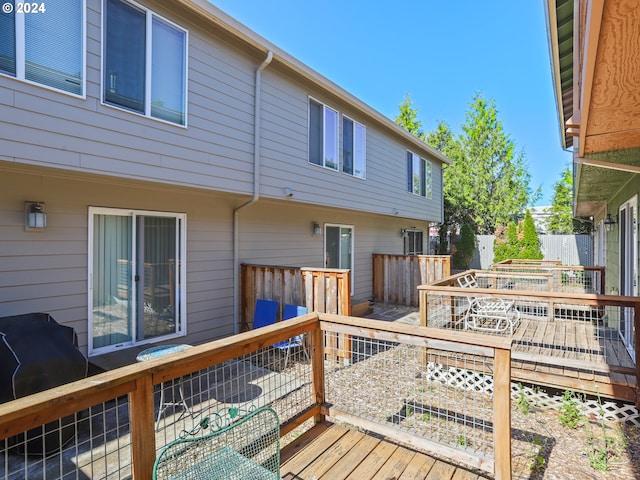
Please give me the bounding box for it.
[309,98,339,170]
[406,151,432,198]
[342,116,366,178]
[0,0,84,95]
[88,207,186,355]
[403,229,423,255]
[104,0,187,125]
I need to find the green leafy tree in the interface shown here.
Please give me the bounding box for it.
[521,210,544,259]
[493,210,543,263]
[547,166,592,234]
[452,223,476,269]
[446,94,539,234]
[394,92,425,140]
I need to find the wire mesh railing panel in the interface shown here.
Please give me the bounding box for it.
[154,342,314,452]
[424,289,634,370]
[323,333,496,458]
[475,273,550,292]
[1,396,132,480]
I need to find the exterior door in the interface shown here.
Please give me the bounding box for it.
[324,224,354,290]
[88,207,186,355]
[619,196,638,361]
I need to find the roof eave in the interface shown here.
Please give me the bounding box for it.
[177,0,451,165]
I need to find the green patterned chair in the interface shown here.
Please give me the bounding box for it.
[153,407,280,479]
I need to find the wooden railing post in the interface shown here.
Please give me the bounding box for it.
[493,347,512,480]
[311,319,325,424]
[129,375,156,480]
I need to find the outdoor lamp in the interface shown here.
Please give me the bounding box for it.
[312,222,322,236]
[25,202,47,230]
[604,213,617,232]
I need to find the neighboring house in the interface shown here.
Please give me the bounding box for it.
[546,1,639,354]
[0,0,448,358]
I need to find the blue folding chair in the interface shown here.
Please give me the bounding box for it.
[276,304,309,368]
[252,299,278,329]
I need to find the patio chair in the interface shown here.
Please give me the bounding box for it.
[253,300,309,368]
[457,274,520,335]
[252,299,279,330]
[153,406,280,480]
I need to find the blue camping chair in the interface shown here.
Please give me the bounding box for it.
[252,301,309,368]
[252,299,278,330]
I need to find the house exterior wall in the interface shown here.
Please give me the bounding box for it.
[0,0,445,357]
[238,200,428,299]
[600,175,640,295]
[0,0,444,221]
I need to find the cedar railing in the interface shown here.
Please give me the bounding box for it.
[0,313,512,480]
[493,259,606,294]
[419,270,640,403]
[241,264,351,330]
[372,254,451,306]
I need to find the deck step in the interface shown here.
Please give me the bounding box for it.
[351,298,373,317]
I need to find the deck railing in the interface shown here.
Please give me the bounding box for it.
[493,259,606,294]
[419,270,640,402]
[0,313,512,479]
[372,254,451,306]
[241,264,351,330]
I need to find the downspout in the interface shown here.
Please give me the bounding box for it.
[232,50,273,334]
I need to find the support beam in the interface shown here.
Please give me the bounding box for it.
[575,157,640,175]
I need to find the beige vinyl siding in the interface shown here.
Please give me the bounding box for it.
[1,0,444,224]
[0,0,259,195]
[258,69,444,223]
[0,167,238,354]
[237,201,429,300]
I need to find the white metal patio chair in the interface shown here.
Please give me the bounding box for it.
[457,273,520,335]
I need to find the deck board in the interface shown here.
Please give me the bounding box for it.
[281,423,478,480]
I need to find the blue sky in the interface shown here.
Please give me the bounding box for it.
[210,1,571,206]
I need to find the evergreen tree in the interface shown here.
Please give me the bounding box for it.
[452,223,476,269]
[547,166,592,234]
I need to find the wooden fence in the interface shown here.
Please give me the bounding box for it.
[372,254,451,306]
[241,264,351,331]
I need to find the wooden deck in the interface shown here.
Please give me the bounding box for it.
[280,422,484,480]
[509,315,637,401]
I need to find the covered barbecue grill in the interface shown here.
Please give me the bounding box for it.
[0,312,88,455]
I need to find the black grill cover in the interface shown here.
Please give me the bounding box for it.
[0,313,88,455]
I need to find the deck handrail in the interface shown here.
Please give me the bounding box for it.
[419,270,640,405]
[0,312,512,479]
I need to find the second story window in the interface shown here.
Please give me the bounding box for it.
[342,116,366,178]
[309,98,338,170]
[104,0,187,126]
[0,0,84,95]
[407,151,432,199]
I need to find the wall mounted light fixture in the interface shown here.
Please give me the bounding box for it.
[312,222,322,236]
[604,213,617,232]
[25,201,47,231]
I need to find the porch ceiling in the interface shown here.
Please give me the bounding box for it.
[575,147,640,216]
[549,0,640,216]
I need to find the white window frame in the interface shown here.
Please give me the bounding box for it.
[403,229,424,255]
[342,115,366,179]
[87,206,187,356]
[407,150,432,199]
[101,0,189,127]
[308,97,339,170]
[0,0,86,97]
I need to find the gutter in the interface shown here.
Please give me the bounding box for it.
[232,50,273,335]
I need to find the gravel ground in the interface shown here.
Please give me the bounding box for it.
[313,304,640,479]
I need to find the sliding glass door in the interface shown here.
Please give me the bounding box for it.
[89,208,186,355]
[619,196,638,361]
